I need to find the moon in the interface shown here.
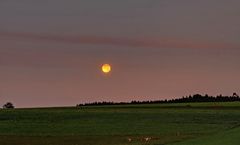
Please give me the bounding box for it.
[101,64,111,74]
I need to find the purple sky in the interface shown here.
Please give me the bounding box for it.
[0,0,240,107]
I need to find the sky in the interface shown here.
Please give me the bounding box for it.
[0,0,240,107]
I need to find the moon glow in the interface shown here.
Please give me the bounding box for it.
[101,64,111,74]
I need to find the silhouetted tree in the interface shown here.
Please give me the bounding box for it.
[3,102,14,109]
[233,92,239,97]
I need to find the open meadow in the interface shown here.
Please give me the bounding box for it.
[0,102,240,145]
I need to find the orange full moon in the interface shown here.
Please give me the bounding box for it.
[101,64,111,74]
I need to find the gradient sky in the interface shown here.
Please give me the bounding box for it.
[0,0,240,107]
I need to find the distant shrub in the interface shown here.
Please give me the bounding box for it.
[3,102,15,109]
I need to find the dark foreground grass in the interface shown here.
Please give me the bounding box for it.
[0,135,195,145]
[170,125,240,145]
[0,102,239,145]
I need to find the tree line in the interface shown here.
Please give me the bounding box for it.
[76,93,239,107]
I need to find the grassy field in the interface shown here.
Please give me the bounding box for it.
[0,102,240,145]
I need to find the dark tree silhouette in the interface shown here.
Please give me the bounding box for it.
[3,102,15,109]
[233,92,239,97]
[77,93,240,107]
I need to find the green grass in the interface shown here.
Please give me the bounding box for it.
[171,126,240,145]
[0,102,240,145]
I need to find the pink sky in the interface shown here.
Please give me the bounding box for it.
[0,0,240,107]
